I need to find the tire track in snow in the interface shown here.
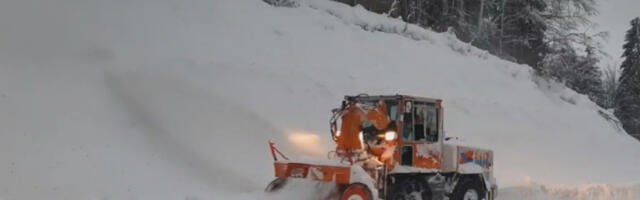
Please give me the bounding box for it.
[104,67,282,193]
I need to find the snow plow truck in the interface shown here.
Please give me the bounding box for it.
[266,94,497,200]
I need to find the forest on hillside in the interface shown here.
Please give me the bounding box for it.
[265,0,640,141]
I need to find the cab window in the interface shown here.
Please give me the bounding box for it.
[403,101,438,142]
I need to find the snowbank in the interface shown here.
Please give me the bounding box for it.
[1,0,639,199]
[500,182,640,200]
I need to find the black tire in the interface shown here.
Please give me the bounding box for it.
[388,178,431,200]
[265,178,288,193]
[450,178,486,200]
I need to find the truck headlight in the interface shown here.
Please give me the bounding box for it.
[384,131,397,141]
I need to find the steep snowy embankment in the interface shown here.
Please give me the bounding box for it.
[1,0,639,199]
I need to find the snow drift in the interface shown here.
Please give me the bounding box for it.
[0,0,639,199]
[501,182,640,200]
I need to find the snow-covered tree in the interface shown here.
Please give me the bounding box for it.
[496,0,547,67]
[263,0,298,7]
[602,64,619,109]
[534,0,609,106]
[577,45,605,105]
[540,0,600,67]
[540,40,604,105]
[543,0,598,40]
[615,17,640,140]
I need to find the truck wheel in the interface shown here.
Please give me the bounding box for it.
[341,183,372,200]
[451,178,485,200]
[265,178,288,192]
[389,178,431,200]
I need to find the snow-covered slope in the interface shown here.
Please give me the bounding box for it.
[1,0,639,199]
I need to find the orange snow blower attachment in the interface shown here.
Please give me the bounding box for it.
[335,101,391,152]
[268,141,352,184]
[265,98,396,200]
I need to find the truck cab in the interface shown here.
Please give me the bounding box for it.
[341,94,497,200]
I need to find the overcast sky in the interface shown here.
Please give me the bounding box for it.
[592,0,640,68]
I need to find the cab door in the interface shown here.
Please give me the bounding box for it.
[398,100,442,170]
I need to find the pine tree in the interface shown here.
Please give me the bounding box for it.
[602,64,619,109]
[262,0,297,7]
[539,37,605,107]
[497,0,547,67]
[615,17,640,140]
[575,45,605,106]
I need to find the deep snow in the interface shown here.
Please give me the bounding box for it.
[0,0,639,199]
